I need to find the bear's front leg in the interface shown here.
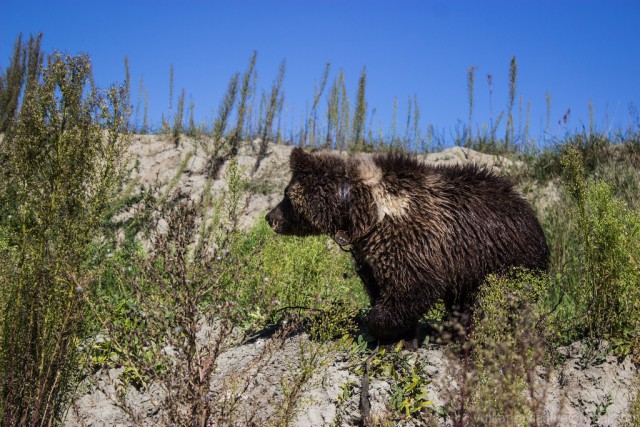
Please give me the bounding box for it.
[366,299,419,344]
[355,261,380,305]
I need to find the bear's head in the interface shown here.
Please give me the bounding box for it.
[266,148,367,245]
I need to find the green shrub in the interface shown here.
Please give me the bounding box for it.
[560,148,640,341]
[448,270,551,426]
[0,52,130,424]
[520,133,640,187]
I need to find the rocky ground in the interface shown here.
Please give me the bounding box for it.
[67,331,637,426]
[66,135,638,426]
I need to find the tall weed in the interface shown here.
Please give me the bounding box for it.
[0,33,43,132]
[0,52,130,424]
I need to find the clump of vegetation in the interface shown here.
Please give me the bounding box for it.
[82,157,254,424]
[371,345,434,423]
[335,340,436,426]
[523,132,640,188]
[557,147,640,343]
[86,187,245,425]
[224,217,366,330]
[446,270,552,426]
[0,51,130,424]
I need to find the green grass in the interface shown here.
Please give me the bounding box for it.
[222,217,368,329]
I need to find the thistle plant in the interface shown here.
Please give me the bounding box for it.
[390,96,398,147]
[124,56,131,114]
[304,62,330,147]
[411,95,421,151]
[188,96,196,137]
[254,60,286,173]
[339,70,350,151]
[229,51,257,157]
[326,73,340,148]
[209,72,239,157]
[351,67,367,152]
[545,91,552,144]
[173,87,185,145]
[208,52,256,179]
[466,66,476,148]
[505,56,518,150]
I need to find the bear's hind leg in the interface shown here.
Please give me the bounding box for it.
[443,292,474,334]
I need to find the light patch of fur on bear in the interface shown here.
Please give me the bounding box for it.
[354,155,383,186]
[355,155,410,221]
[372,187,410,221]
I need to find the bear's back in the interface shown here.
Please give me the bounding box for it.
[370,152,548,276]
[372,153,516,208]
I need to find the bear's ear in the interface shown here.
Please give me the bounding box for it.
[290,147,314,174]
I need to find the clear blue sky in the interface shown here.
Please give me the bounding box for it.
[1,0,639,145]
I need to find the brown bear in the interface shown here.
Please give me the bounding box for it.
[266,148,549,342]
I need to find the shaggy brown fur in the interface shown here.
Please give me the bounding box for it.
[266,148,549,342]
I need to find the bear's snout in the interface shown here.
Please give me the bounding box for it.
[266,204,287,233]
[265,208,279,229]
